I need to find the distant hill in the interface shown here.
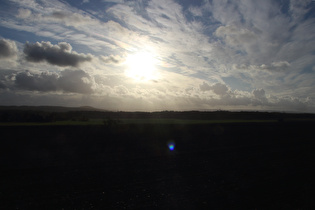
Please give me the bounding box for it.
[0,106,315,123]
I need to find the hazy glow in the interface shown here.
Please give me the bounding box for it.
[125,52,157,81]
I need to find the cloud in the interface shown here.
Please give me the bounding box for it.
[0,82,6,89]
[49,11,99,27]
[211,83,229,95]
[113,85,129,95]
[259,61,291,71]
[12,0,97,28]
[215,25,258,46]
[270,61,291,69]
[23,41,92,67]
[16,8,32,19]
[0,39,18,59]
[199,82,229,96]
[106,0,211,68]
[252,88,268,105]
[234,61,291,72]
[58,69,94,94]
[103,0,124,3]
[273,96,308,111]
[252,88,266,99]
[14,70,94,94]
[206,0,314,68]
[189,7,203,17]
[289,0,313,22]
[15,71,58,92]
[100,55,123,64]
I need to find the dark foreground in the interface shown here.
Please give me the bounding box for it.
[1,122,315,209]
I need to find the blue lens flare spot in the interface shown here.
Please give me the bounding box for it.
[168,142,175,151]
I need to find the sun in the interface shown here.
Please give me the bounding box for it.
[125,52,157,81]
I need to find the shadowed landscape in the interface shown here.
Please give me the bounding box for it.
[1,106,315,209]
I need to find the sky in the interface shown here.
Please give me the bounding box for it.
[0,0,315,112]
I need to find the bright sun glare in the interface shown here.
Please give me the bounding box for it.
[125,52,157,81]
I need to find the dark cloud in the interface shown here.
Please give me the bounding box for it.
[0,39,17,59]
[252,88,266,99]
[199,82,229,95]
[0,69,15,89]
[58,69,93,94]
[0,82,6,89]
[274,97,308,111]
[199,82,211,91]
[14,70,93,94]
[212,83,229,95]
[15,71,58,92]
[23,41,92,67]
[51,11,68,19]
[252,88,267,105]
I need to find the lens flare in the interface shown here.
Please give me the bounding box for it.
[168,142,175,151]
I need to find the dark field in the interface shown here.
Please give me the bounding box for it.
[1,121,315,209]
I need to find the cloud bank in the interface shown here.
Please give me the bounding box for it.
[3,70,93,94]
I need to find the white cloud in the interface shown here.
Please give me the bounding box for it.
[16,8,32,19]
[48,11,100,27]
[189,7,202,17]
[100,54,124,64]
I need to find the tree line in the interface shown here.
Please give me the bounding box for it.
[0,109,314,123]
